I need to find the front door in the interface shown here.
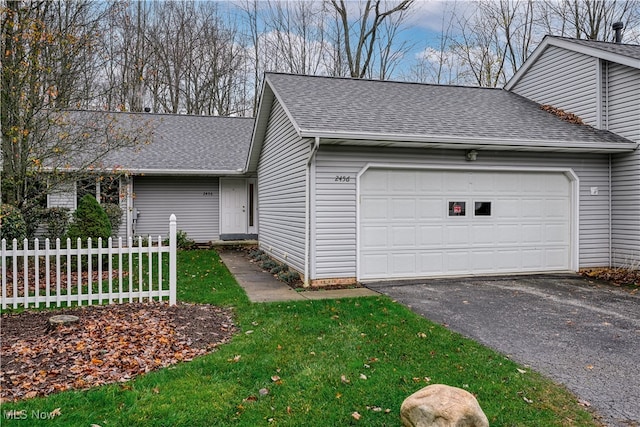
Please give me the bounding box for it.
[220,178,247,234]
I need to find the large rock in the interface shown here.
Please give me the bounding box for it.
[400,384,489,427]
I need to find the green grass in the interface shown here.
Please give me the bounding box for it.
[0,250,601,426]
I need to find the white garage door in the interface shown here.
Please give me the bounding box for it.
[359,169,573,280]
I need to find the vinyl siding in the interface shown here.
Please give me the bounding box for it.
[606,62,640,266]
[612,151,640,266]
[604,62,640,141]
[132,176,219,243]
[257,99,310,274]
[312,146,611,279]
[510,45,599,126]
[47,182,76,210]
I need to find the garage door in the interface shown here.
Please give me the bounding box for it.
[359,169,572,280]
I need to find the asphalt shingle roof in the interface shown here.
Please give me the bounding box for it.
[549,35,640,61]
[62,111,254,173]
[265,73,632,146]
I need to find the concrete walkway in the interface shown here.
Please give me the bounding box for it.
[218,250,378,302]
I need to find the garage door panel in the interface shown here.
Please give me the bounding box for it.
[359,169,572,280]
[362,254,388,275]
[391,253,416,274]
[521,199,544,218]
[417,199,443,220]
[392,199,417,220]
[361,226,388,248]
[392,226,416,246]
[446,251,470,271]
[444,173,470,192]
[420,226,443,245]
[471,225,496,244]
[498,200,520,218]
[391,172,416,191]
[361,198,388,219]
[446,225,471,245]
[418,173,443,192]
[497,225,520,243]
[522,225,543,243]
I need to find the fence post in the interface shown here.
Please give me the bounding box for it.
[169,214,177,306]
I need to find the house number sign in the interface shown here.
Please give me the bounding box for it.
[202,191,215,196]
[334,176,351,182]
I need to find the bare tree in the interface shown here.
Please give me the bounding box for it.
[1,1,149,232]
[326,0,414,78]
[539,0,640,42]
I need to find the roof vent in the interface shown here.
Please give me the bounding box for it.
[612,21,624,43]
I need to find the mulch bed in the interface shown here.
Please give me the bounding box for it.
[0,302,237,402]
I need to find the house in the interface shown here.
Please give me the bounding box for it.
[505,35,640,268]
[47,36,639,287]
[249,62,638,285]
[47,112,256,243]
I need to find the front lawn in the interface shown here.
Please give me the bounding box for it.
[0,250,601,426]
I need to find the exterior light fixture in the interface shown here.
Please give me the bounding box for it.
[465,150,478,161]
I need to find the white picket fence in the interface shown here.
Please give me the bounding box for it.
[1,215,177,309]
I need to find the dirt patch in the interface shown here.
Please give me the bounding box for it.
[0,302,236,402]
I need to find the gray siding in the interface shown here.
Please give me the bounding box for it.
[257,99,310,274]
[313,146,611,279]
[510,45,599,126]
[132,176,219,243]
[47,182,76,210]
[604,62,640,141]
[612,151,640,266]
[606,63,640,266]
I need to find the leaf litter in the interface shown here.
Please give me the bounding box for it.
[1,302,236,402]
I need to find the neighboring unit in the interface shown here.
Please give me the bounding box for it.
[47,112,257,243]
[506,35,640,268]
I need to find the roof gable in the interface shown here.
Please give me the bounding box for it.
[506,35,640,90]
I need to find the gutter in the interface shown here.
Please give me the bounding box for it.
[304,137,320,287]
[297,130,638,153]
[40,167,247,176]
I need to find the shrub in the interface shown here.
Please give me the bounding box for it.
[66,195,111,244]
[43,207,70,241]
[248,249,264,260]
[22,206,47,238]
[260,259,278,270]
[176,230,197,250]
[0,204,27,243]
[102,203,123,236]
[163,229,197,250]
[270,264,288,274]
[278,270,301,284]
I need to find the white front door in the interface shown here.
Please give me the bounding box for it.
[220,179,247,234]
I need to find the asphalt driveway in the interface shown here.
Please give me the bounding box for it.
[366,274,640,427]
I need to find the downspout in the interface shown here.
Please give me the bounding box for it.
[304,137,320,287]
[609,154,612,267]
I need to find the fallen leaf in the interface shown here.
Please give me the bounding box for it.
[271,375,281,382]
[359,374,368,380]
[351,411,361,420]
[517,368,527,374]
[341,375,350,384]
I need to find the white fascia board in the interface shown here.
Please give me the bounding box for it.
[41,167,245,176]
[299,129,638,153]
[127,169,246,176]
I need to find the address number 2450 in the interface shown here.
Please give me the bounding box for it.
[335,176,351,182]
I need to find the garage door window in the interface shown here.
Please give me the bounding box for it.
[474,201,492,216]
[448,201,466,216]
